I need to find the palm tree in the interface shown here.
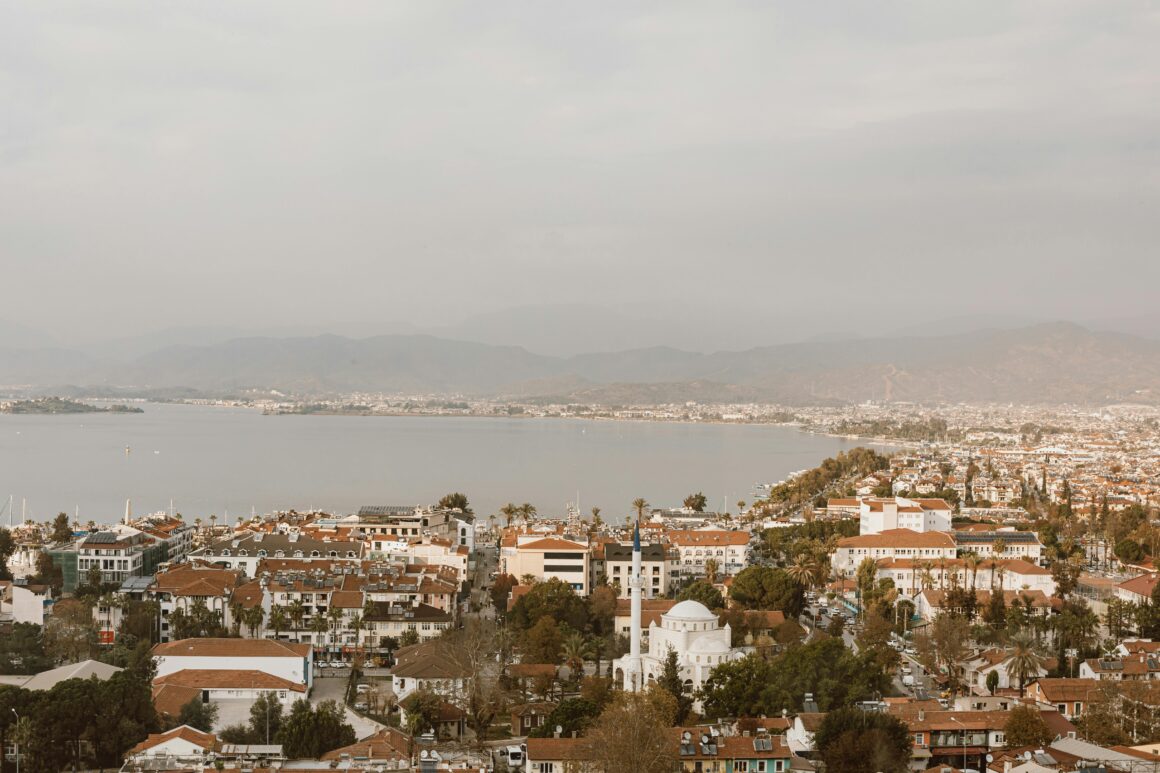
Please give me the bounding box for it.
[348,614,364,653]
[561,632,591,676]
[311,614,331,654]
[288,599,306,637]
[519,503,537,525]
[937,557,948,590]
[918,561,935,591]
[963,552,981,593]
[97,592,121,642]
[209,513,217,535]
[631,498,649,524]
[328,607,344,657]
[245,605,265,638]
[787,554,819,593]
[269,605,289,640]
[704,558,721,585]
[194,517,202,536]
[993,538,1007,559]
[737,500,746,517]
[229,600,244,636]
[500,503,518,528]
[1006,630,1045,695]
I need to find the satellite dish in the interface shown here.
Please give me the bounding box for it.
[420,750,429,760]
[682,731,692,742]
[1023,751,1032,760]
[700,734,710,744]
[986,754,994,762]
[556,725,563,735]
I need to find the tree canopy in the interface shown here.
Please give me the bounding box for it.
[508,578,590,632]
[728,566,805,616]
[277,699,355,759]
[698,639,890,718]
[814,707,911,773]
[676,580,724,610]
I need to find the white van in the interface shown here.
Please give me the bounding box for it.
[505,745,524,765]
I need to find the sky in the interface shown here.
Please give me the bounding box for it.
[2,2,1159,352]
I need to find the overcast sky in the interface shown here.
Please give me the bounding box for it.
[2,2,1159,349]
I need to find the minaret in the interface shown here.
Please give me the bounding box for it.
[624,522,644,691]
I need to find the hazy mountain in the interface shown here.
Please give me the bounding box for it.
[0,318,58,350]
[114,334,556,394]
[3,322,1160,405]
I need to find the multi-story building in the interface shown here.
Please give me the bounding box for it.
[667,530,750,578]
[832,530,957,574]
[191,531,364,576]
[503,537,591,594]
[602,542,671,599]
[857,497,952,536]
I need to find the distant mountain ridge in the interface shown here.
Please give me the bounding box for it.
[2,322,1159,405]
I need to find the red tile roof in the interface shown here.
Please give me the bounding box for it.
[151,637,311,658]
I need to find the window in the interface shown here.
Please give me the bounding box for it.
[1074,701,1082,714]
[915,732,924,746]
[736,763,748,772]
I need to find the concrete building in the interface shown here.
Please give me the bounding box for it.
[602,541,671,598]
[151,638,313,689]
[504,537,590,594]
[857,497,953,535]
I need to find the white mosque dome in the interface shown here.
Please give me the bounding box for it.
[665,600,718,621]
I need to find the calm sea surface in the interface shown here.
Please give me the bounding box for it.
[0,403,885,524]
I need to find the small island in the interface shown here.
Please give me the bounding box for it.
[0,397,144,414]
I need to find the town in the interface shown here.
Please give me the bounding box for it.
[4,406,1160,772]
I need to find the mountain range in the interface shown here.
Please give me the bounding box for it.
[2,321,1160,405]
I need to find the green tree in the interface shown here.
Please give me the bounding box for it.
[178,697,219,732]
[655,648,692,724]
[729,566,805,615]
[1004,705,1053,747]
[986,670,1000,695]
[815,707,911,773]
[437,492,471,513]
[677,580,724,610]
[399,628,420,647]
[276,699,355,759]
[1006,630,1046,695]
[248,692,284,744]
[698,639,890,718]
[1115,539,1144,564]
[683,492,708,512]
[522,616,564,664]
[631,498,650,523]
[0,527,15,582]
[508,578,590,632]
[401,688,444,736]
[528,698,600,738]
[50,513,73,544]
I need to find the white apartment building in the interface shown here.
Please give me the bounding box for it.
[858,497,952,536]
[602,542,671,599]
[192,531,364,576]
[151,638,313,689]
[832,529,957,574]
[667,530,751,578]
[504,538,590,594]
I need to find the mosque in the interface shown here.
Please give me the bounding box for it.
[612,526,744,704]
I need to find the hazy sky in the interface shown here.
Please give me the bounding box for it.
[2,2,1159,347]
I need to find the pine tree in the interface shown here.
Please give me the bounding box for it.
[656,647,691,724]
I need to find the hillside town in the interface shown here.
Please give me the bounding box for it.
[7,418,1160,770]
